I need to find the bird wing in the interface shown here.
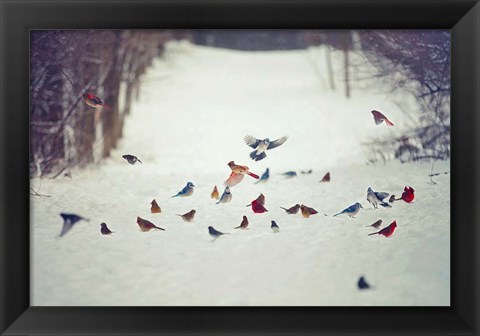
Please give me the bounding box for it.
[374,192,389,201]
[59,220,73,237]
[267,136,288,150]
[224,172,244,187]
[244,135,261,149]
[345,204,357,212]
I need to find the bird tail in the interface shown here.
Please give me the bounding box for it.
[247,172,259,179]
[172,194,179,198]
[368,232,379,236]
[280,207,288,211]
[385,118,394,126]
[155,227,166,231]
[234,226,241,229]
[333,212,341,217]
[379,202,391,208]
[138,159,142,164]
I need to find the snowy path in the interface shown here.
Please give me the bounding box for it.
[31,42,449,306]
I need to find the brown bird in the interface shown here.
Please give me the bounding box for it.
[211,186,220,200]
[320,172,330,182]
[300,204,318,218]
[246,193,265,207]
[368,220,397,237]
[176,209,196,222]
[100,222,113,235]
[224,161,259,187]
[366,219,382,229]
[234,215,249,229]
[389,195,396,203]
[150,199,161,213]
[280,204,300,214]
[136,216,165,232]
[82,92,105,108]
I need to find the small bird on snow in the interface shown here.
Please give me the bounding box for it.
[367,187,391,209]
[300,204,318,218]
[234,216,249,229]
[122,154,142,165]
[280,204,300,214]
[333,202,363,218]
[150,199,161,213]
[247,193,265,207]
[255,168,270,184]
[271,220,280,233]
[136,216,165,232]
[390,186,415,203]
[371,110,394,126]
[281,171,297,178]
[224,161,259,187]
[100,222,113,235]
[172,182,195,198]
[368,220,397,237]
[320,172,330,182]
[59,213,89,237]
[244,135,288,161]
[357,276,371,290]
[366,219,383,229]
[208,226,229,239]
[176,209,196,222]
[211,186,220,200]
[216,186,232,204]
[248,199,268,214]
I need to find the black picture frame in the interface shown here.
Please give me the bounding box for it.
[1,0,479,335]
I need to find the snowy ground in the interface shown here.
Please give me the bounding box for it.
[30,41,450,306]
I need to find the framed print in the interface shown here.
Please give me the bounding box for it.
[1,0,479,335]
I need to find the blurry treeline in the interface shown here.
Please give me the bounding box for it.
[30,30,189,177]
[195,30,450,164]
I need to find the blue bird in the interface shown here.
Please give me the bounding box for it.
[333,202,363,218]
[281,171,297,178]
[366,187,391,209]
[271,220,280,233]
[59,213,89,237]
[255,168,270,184]
[208,226,229,239]
[357,276,371,290]
[216,186,232,204]
[244,135,288,161]
[172,182,195,198]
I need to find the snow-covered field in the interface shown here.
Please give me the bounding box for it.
[30,41,450,306]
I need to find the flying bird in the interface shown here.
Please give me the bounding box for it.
[58,213,89,237]
[122,154,142,165]
[357,276,371,290]
[244,135,288,161]
[150,199,161,213]
[320,172,330,182]
[271,220,280,233]
[82,92,105,108]
[333,202,363,218]
[136,216,165,232]
[280,204,300,214]
[211,186,220,200]
[368,220,397,237]
[281,171,297,178]
[300,204,318,218]
[255,168,270,184]
[248,199,268,214]
[366,187,391,209]
[234,216,249,229]
[172,182,195,198]
[176,209,196,222]
[208,226,229,239]
[100,222,113,235]
[216,186,232,204]
[366,219,383,229]
[224,161,259,187]
[371,110,394,126]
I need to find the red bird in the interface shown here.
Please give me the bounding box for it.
[82,92,105,108]
[371,110,394,126]
[401,186,415,203]
[248,199,268,214]
[224,161,259,187]
[368,220,397,237]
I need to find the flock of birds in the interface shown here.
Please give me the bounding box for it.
[56,92,415,290]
